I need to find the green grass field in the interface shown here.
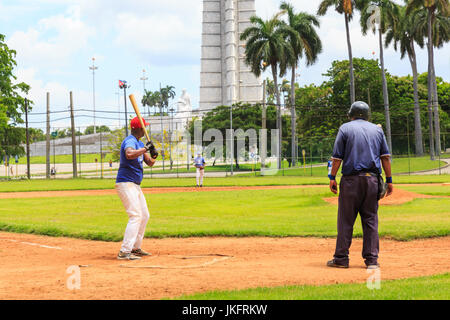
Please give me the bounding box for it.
[0,175,449,193]
[176,273,450,300]
[0,186,448,241]
[0,175,448,300]
[261,156,446,176]
[16,153,115,164]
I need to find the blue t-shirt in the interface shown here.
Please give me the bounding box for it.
[116,135,145,185]
[194,156,205,168]
[332,119,390,176]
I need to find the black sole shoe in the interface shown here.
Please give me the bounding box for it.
[327,259,349,268]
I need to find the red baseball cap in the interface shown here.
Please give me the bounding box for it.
[130,116,149,129]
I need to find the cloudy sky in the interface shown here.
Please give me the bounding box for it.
[2,0,449,130]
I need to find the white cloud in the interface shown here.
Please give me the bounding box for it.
[15,67,106,129]
[7,5,94,68]
[4,0,449,130]
[114,11,201,65]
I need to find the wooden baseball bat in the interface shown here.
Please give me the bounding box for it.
[128,94,151,142]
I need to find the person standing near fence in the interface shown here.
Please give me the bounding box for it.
[194,152,205,187]
[327,101,393,269]
[115,117,158,260]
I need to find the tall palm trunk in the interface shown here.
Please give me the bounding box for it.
[408,41,424,156]
[433,75,440,154]
[378,28,392,154]
[429,10,441,155]
[345,13,355,104]
[290,65,297,167]
[426,10,435,160]
[272,64,282,169]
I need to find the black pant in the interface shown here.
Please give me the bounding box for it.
[333,174,379,266]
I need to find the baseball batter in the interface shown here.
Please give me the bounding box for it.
[194,153,205,187]
[115,117,158,260]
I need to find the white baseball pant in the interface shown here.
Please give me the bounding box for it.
[115,182,150,253]
[196,167,204,186]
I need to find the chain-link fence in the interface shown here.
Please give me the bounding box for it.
[1,129,448,180]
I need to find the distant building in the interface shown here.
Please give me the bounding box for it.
[199,0,262,112]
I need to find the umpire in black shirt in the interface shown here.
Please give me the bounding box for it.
[327,101,393,269]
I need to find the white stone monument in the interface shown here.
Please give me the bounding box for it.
[176,88,192,128]
[200,0,262,112]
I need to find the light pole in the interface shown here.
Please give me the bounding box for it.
[140,69,148,91]
[229,86,234,175]
[159,83,165,171]
[115,88,121,127]
[89,57,98,134]
[119,80,129,137]
[140,69,149,117]
[169,106,174,170]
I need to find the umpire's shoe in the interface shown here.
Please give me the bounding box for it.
[326,259,349,268]
[131,248,151,256]
[117,251,141,260]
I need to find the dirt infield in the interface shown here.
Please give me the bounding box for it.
[323,188,449,206]
[0,232,449,299]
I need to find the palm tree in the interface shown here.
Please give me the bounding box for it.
[159,85,176,169]
[142,90,161,115]
[160,85,176,111]
[359,0,399,155]
[318,0,357,104]
[281,2,322,167]
[407,0,449,156]
[385,5,426,156]
[413,5,450,157]
[240,13,296,169]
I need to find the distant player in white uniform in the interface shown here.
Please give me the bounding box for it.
[194,153,205,187]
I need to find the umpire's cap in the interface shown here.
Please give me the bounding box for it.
[348,101,370,120]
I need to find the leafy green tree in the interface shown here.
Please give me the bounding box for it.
[317,0,358,103]
[56,127,82,138]
[359,0,400,154]
[141,90,161,116]
[84,125,111,135]
[160,85,176,110]
[265,77,291,106]
[295,84,344,157]
[385,5,425,155]
[160,85,176,168]
[280,1,323,166]
[107,128,126,162]
[297,57,450,155]
[1,127,26,162]
[413,5,449,155]
[28,128,46,143]
[407,0,449,155]
[240,12,295,168]
[0,33,32,161]
[323,58,385,108]
[187,103,287,168]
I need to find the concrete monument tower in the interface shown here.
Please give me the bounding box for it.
[199,0,262,112]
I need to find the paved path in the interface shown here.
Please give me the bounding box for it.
[407,158,450,175]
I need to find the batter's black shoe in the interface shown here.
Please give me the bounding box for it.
[327,259,349,268]
[117,251,141,260]
[131,248,151,256]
